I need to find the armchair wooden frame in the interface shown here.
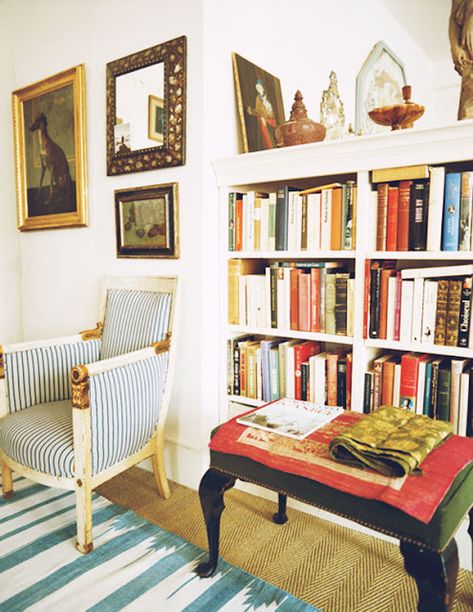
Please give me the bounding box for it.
[0,275,179,554]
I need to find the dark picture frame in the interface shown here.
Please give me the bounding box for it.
[12,65,88,231]
[115,183,179,258]
[106,36,186,175]
[232,52,285,153]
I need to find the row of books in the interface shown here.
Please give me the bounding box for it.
[229,259,354,336]
[364,351,473,436]
[227,334,352,409]
[228,181,357,252]
[374,167,473,252]
[366,262,473,348]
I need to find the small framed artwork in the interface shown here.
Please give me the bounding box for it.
[115,183,179,258]
[12,64,88,230]
[355,41,406,135]
[148,95,164,143]
[232,52,285,153]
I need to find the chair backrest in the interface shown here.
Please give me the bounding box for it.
[99,276,178,360]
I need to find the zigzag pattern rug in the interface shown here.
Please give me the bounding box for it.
[0,476,318,611]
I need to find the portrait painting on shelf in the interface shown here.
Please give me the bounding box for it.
[232,52,285,153]
[12,64,87,231]
[355,41,406,135]
[115,183,179,259]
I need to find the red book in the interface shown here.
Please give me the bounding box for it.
[393,271,402,341]
[294,341,320,399]
[290,268,301,330]
[397,180,412,251]
[326,351,342,406]
[376,184,388,250]
[298,272,311,332]
[363,259,371,339]
[400,353,429,412]
[310,268,321,332]
[386,186,399,251]
[235,195,243,251]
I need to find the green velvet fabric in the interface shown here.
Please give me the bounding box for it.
[209,448,473,551]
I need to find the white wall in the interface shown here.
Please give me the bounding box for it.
[0,4,22,344]
[1,0,207,486]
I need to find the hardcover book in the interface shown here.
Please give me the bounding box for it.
[236,399,343,439]
[442,173,461,251]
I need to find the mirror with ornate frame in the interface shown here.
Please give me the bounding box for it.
[106,35,186,175]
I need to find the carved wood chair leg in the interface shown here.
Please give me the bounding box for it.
[2,462,14,499]
[152,433,170,499]
[400,539,459,612]
[75,479,93,554]
[196,469,235,578]
[468,508,473,568]
[272,492,288,524]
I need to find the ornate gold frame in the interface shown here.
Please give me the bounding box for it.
[12,65,88,231]
[106,36,186,175]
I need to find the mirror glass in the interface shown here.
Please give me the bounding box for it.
[115,63,165,153]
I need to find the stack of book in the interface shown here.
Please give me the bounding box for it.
[372,165,473,252]
[363,351,473,436]
[229,259,354,336]
[228,181,357,252]
[365,262,473,347]
[227,335,352,409]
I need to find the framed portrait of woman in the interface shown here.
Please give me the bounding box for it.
[232,53,285,153]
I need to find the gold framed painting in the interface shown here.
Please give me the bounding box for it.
[115,183,179,259]
[148,95,164,144]
[232,52,285,153]
[12,64,88,231]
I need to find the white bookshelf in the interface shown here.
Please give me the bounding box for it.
[213,121,473,422]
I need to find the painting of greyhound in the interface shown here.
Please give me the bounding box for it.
[29,112,74,212]
[12,64,87,230]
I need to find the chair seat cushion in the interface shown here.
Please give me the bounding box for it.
[210,448,473,552]
[0,400,74,478]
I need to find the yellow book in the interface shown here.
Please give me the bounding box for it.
[371,164,429,183]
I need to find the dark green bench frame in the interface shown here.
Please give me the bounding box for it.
[196,449,473,612]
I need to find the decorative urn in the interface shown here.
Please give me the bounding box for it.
[275,90,326,147]
[368,85,424,131]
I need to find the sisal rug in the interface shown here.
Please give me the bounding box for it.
[0,476,318,611]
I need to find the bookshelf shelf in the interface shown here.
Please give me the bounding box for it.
[367,251,473,260]
[228,325,354,345]
[227,250,355,260]
[364,339,473,359]
[215,121,473,426]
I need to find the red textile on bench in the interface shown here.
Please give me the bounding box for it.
[209,411,473,523]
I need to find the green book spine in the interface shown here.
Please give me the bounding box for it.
[437,363,451,422]
[228,192,236,251]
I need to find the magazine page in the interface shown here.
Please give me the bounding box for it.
[236,398,344,439]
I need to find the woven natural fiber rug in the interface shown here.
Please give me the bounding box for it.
[97,467,473,612]
[0,476,318,611]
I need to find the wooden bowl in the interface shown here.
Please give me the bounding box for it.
[369,102,425,131]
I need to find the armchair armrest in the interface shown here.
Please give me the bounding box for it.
[1,332,102,415]
[70,338,170,476]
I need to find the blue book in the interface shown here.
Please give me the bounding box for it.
[423,361,433,415]
[269,347,280,401]
[442,173,461,251]
[261,339,279,402]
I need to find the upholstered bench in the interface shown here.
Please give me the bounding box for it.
[196,420,473,612]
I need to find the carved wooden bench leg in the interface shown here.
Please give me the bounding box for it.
[400,539,459,612]
[272,493,288,524]
[196,469,235,578]
[2,462,14,499]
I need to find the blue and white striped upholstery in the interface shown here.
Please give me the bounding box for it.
[0,400,74,477]
[4,339,101,414]
[89,352,168,474]
[101,290,171,360]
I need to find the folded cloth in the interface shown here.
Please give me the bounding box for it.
[328,406,453,477]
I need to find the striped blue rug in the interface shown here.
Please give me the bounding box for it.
[0,476,319,611]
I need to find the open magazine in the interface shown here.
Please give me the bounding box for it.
[236,398,344,440]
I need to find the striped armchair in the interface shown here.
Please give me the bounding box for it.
[0,276,178,553]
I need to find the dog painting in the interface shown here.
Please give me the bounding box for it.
[12,65,87,230]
